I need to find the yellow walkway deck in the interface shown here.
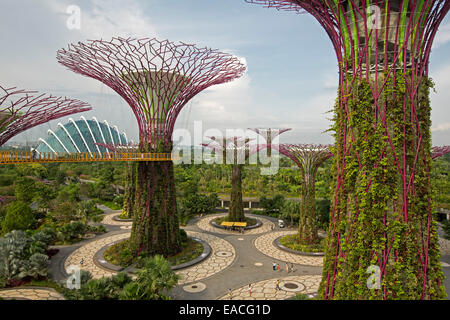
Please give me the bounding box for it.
[0,151,173,164]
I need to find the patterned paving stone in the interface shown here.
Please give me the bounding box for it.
[196,213,274,235]
[439,237,450,255]
[254,231,323,267]
[218,275,321,300]
[177,232,236,285]
[64,233,130,279]
[102,213,132,226]
[0,288,65,300]
[63,231,235,285]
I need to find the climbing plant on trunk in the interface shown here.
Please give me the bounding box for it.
[246,0,449,299]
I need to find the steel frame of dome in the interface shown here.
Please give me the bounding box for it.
[35,116,129,157]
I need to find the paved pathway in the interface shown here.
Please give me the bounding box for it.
[218,275,321,300]
[439,237,450,255]
[102,212,132,230]
[48,209,450,300]
[0,287,64,300]
[254,231,323,267]
[63,230,236,284]
[196,213,274,235]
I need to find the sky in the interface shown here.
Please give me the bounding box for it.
[1,0,450,146]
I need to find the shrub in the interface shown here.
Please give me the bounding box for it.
[64,272,132,300]
[119,255,179,300]
[18,253,48,279]
[49,201,78,224]
[14,177,36,203]
[0,230,51,284]
[57,222,88,243]
[260,195,286,216]
[113,195,124,207]
[1,201,35,235]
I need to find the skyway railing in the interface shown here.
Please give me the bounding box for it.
[0,151,173,164]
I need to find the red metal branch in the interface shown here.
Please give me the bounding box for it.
[0,85,91,147]
[57,37,246,149]
[432,146,450,159]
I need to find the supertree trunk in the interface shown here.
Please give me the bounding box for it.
[129,150,181,257]
[229,163,245,222]
[299,172,319,244]
[122,162,136,219]
[246,0,449,300]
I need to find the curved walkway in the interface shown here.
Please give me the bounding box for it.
[439,237,450,255]
[218,275,321,300]
[254,231,323,267]
[63,230,236,284]
[196,213,274,235]
[102,212,132,229]
[0,287,64,300]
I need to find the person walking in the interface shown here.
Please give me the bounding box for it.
[276,279,280,291]
[228,288,232,300]
[276,263,280,272]
[272,262,276,271]
[290,263,295,273]
[248,284,252,297]
[285,262,289,273]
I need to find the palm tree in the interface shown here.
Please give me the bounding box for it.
[120,255,179,300]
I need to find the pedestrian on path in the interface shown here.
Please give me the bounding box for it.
[285,262,289,273]
[228,289,232,300]
[272,262,276,271]
[276,280,280,291]
[248,284,252,297]
[290,263,295,273]
[276,263,280,272]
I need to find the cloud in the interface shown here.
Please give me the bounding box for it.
[433,23,450,49]
[430,62,450,142]
[432,122,450,132]
[45,0,158,40]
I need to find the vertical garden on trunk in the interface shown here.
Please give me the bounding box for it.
[246,0,449,299]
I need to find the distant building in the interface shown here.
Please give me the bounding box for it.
[35,116,129,155]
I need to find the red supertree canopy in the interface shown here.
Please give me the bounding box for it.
[432,146,450,159]
[202,136,269,163]
[276,143,333,172]
[57,37,246,149]
[0,86,91,147]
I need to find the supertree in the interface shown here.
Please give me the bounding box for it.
[202,136,268,222]
[248,128,291,157]
[246,0,449,299]
[0,86,90,146]
[432,146,450,160]
[277,144,333,244]
[57,37,246,257]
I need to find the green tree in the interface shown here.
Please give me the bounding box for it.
[49,201,78,224]
[14,177,36,203]
[1,201,35,235]
[119,255,179,300]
